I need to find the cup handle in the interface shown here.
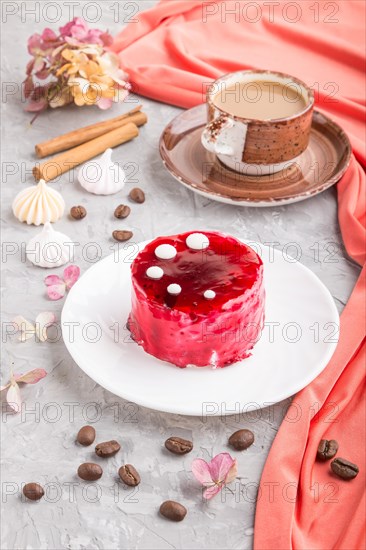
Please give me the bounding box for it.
[201,115,235,156]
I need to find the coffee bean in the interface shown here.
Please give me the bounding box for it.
[78,463,103,481]
[76,425,96,446]
[129,187,145,203]
[159,500,187,522]
[23,482,44,501]
[165,437,193,455]
[70,205,87,220]
[228,429,254,451]
[331,458,359,480]
[317,439,338,461]
[112,230,133,242]
[114,204,131,219]
[118,464,141,486]
[95,440,121,458]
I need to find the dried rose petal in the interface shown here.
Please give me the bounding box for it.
[15,369,47,385]
[63,265,80,289]
[46,283,66,300]
[192,453,238,500]
[44,275,63,287]
[6,383,21,413]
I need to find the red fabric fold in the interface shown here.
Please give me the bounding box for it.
[112,1,366,548]
[254,266,365,549]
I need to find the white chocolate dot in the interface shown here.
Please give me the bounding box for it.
[167,283,181,295]
[146,266,164,280]
[204,289,216,300]
[155,244,177,260]
[186,233,210,250]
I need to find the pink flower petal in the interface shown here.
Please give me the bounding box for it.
[33,57,46,73]
[44,275,63,286]
[71,25,89,41]
[59,20,73,36]
[15,368,47,385]
[25,97,48,113]
[47,283,66,300]
[35,311,56,326]
[6,383,21,413]
[115,89,129,102]
[203,484,223,500]
[35,69,49,80]
[26,59,35,75]
[23,75,34,98]
[60,17,86,37]
[60,17,89,41]
[96,97,113,110]
[192,458,213,486]
[12,316,35,341]
[35,312,56,341]
[208,453,236,484]
[41,28,57,41]
[64,36,82,47]
[87,28,104,44]
[63,265,80,289]
[52,43,66,57]
[225,460,238,484]
[100,32,113,47]
[33,60,45,75]
[27,33,41,54]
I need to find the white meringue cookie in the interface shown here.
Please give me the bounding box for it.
[146,266,164,279]
[78,148,125,195]
[167,283,181,295]
[12,179,65,225]
[26,222,74,268]
[186,233,210,250]
[155,244,177,260]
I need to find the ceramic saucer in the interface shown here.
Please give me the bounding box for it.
[159,105,351,207]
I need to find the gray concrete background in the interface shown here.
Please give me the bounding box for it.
[1,2,360,549]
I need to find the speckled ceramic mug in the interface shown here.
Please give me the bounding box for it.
[201,70,314,175]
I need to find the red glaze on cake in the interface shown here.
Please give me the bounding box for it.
[128,231,265,368]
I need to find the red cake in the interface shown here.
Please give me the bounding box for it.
[128,231,265,368]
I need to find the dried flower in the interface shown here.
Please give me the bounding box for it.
[1,368,47,413]
[59,17,112,47]
[24,18,129,119]
[192,453,238,500]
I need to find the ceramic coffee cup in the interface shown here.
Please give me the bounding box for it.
[201,70,314,175]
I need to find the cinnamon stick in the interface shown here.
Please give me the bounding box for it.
[33,122,139,182]
[35,106,147,158]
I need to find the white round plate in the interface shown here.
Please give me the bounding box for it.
[61,240,339,416]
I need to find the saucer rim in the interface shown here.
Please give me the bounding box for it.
[159,105,352,207]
